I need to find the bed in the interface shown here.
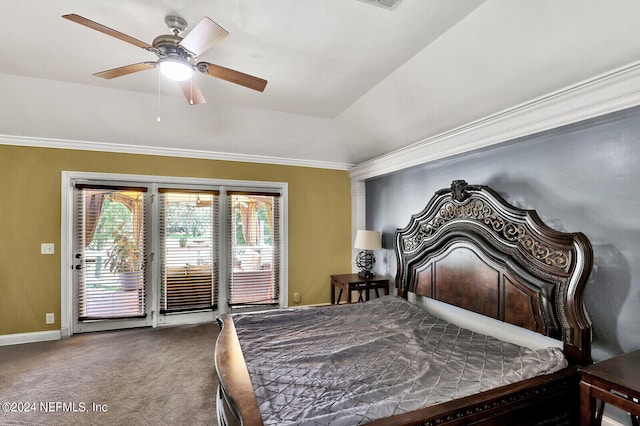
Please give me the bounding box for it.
[215,180,594,425]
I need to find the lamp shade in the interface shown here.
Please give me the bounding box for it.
[354,230,382,250]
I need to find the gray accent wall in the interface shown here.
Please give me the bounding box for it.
[366,106,640,361]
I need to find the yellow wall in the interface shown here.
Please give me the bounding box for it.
[0,144,352,336]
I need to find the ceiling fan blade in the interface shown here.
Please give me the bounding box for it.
[178,79,206,105]
[93,62,155,79]
[179,17,229,57]
[62,14,152,50]
[199,62,267,92]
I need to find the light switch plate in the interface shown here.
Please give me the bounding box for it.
[41,243,55,254]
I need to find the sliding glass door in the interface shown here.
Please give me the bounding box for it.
[64,173,287,334]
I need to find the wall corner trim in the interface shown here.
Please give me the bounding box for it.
[0,330,61,347]
[350,59,640,181]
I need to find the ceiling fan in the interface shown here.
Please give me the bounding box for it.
[62,14,267,105]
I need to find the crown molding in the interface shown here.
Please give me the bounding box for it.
[5,60,640,178]
[350,60,640,182]
[0,135,355,171]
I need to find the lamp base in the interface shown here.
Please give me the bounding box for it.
[355,250,376,279]
[358,270,374,279]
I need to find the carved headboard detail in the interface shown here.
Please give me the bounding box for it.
[395,180,594,365]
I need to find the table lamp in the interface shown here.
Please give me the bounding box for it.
[354,230,381,278]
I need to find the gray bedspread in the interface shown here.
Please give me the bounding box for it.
[232,296,567,425]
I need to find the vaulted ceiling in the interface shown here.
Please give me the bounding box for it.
[2,0,640,169]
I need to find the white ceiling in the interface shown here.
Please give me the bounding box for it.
[2,0,640,168]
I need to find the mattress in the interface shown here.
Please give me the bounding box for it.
[231,296,567,426]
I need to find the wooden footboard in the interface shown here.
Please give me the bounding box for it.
[215,315,263,426]
[367,367,580,426]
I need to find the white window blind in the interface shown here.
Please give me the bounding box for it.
[75,185,147,320]
[159,190,218,313]
[227,192,281,306]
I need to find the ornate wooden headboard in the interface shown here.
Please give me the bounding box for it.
[394,180,593,365]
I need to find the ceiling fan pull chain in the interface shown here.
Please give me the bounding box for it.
[156,74,162,123]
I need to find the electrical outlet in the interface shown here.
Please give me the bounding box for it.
[293,292,301,303]
[41,243,55,255]
[46,313,54,324]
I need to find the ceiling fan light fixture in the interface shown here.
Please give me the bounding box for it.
[64,13,267,101]
[158,58,193,81]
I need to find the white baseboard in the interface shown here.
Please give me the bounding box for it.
[0,330,61,346]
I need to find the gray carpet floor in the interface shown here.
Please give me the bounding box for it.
[0,322,218,425]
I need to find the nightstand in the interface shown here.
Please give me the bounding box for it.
[330,273,389,304]
[579,350,640,425]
